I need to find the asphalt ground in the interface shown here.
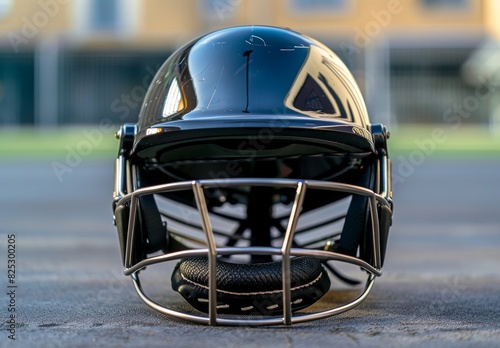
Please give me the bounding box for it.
[0,154,499,347]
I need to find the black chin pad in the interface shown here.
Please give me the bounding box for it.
[171,256,331,315]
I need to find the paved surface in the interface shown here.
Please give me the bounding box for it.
[0,155,499,347]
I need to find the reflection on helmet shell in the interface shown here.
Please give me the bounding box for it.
[137,26,369,136]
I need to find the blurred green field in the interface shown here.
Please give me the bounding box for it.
[388,124,500,156]
[0,127,119,158]
[0,125,499,158]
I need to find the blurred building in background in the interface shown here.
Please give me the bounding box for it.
[1,0,500,129]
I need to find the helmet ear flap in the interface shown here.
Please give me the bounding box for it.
[138,195,167,254]
[114,203,130,265]
[377,203,392,267]
[115,202,145,266]
[336,164,373,260]
[338,193,369,257]
[346,160,392,268]
[359,202,392,267]
[114,195,168,266]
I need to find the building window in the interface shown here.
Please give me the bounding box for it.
[73,0,139,37]
[89,0,120,32]
[197,0,240,21]
[288,0,351,14]
[421,0,471,11]
[0,0,13,20]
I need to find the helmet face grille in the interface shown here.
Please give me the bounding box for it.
[114,176,389,325]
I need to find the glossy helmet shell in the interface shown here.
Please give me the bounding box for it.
[132,25,375,160]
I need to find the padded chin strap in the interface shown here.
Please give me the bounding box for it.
[171,256,331,315]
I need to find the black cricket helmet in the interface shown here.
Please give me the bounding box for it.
[112,25,393,326]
